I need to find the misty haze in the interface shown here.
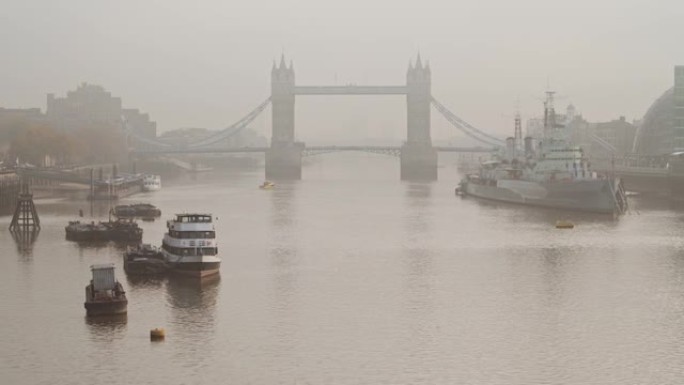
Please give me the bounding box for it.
[2,1,684,384]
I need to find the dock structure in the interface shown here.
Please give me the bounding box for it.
[0,171,20,215]
[9,179,40,232]
[16,165,145,201]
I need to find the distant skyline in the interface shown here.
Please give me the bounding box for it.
[1,0,683,143]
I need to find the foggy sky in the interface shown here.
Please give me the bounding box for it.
[1,0,683,144]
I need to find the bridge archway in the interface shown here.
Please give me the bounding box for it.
[267,54,436,181]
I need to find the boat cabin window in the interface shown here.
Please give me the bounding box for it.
[175,215,212,223]
[168,230,216,239]
[162,244,218,256]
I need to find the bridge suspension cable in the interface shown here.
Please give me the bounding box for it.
[589,133,617,154]
[187,97,272,148]
[431,97,504,147]
[124,97,272,150]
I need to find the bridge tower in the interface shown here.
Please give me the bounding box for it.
[266,55,303,179]
[402,54,437,180]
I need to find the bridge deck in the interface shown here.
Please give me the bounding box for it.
[294,86,408,95]
[18,167,144,186]
[614,166,668,176]
[132,145,493,155]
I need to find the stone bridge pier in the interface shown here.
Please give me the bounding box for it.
[266,56,303,180]
[401,55,437,181]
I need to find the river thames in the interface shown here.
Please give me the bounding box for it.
[2,153,684,384]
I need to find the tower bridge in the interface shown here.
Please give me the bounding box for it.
[128,54,504,181]
[269,53,434,180]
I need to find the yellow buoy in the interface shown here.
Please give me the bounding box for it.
[150,328,165,341]
[555,220,574,229]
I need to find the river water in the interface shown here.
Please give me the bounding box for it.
[2,153,684,384]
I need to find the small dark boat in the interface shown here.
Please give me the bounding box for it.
[66,221,109,242]
[113,203,161,219]
[113,205,135,217]
[84,264,128,316]
[124,244,168,275]
[66,219,143,243]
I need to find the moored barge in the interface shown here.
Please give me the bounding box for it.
[112,203,162,219]
[66,219,143,243]
[84,264,128,316]
[124,244,168,275]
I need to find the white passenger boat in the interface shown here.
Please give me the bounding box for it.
[142,174,161,192]
[161,213,220,278]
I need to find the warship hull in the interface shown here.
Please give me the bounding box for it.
[461,178,625,214]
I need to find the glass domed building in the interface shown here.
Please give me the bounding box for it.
[633,88,674,156]
[633,66,684,156]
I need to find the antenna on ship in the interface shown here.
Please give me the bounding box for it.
[514,112,522,158]
[544,90,557,131]
[512,97,522,157]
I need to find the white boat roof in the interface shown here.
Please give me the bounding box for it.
[90,263,115,270]
[173,213,213,222]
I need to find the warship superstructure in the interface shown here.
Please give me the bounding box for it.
[458,92,627,214]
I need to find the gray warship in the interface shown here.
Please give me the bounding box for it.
[458,92,627,215]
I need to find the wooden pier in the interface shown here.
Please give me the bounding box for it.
[9,179,40,232]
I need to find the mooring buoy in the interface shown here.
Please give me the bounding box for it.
[150,328,165,341]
